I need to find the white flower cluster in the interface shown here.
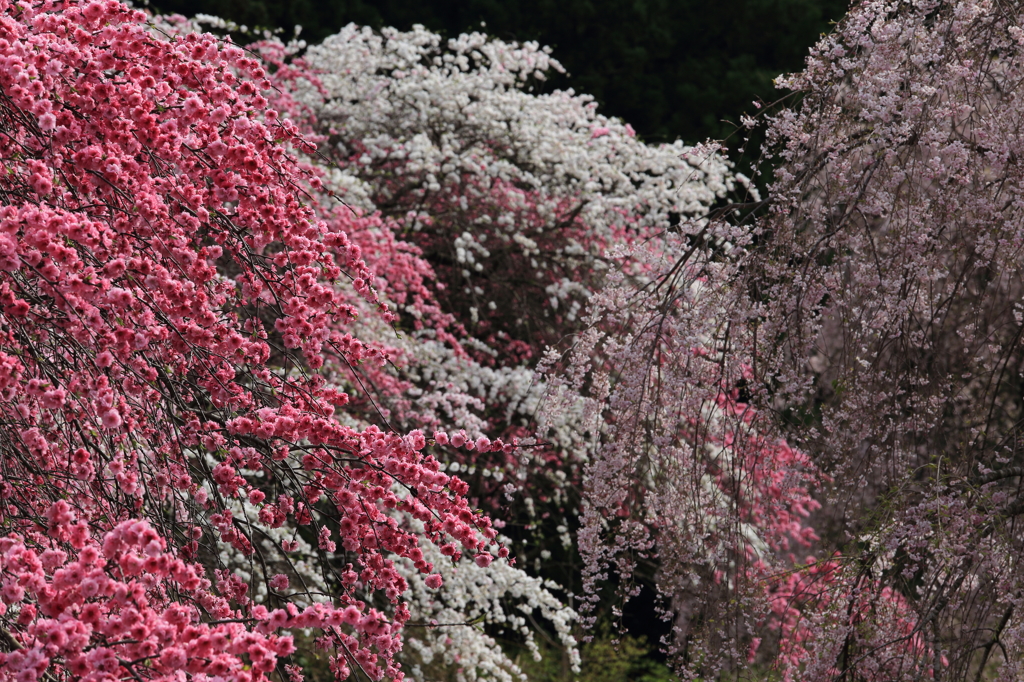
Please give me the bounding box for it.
[334,300,545,435]
[396,518,580,682]
[287,23,746,323]
[298,24,738,225]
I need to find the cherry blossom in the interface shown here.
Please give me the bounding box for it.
[750,0,1024,678]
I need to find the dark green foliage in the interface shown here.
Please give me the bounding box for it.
[151,0,846,149]
[514,622,678,682]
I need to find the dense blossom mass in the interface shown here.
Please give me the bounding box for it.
[748,0,1024,679]
[0,2,504,680]
[3,0,1023,680]
[247,19,824,680]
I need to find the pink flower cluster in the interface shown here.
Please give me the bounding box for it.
[0,514,298,682]
[711,390,822,553]
[761,556,943,682]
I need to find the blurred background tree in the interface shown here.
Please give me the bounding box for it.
[151,0,847,152]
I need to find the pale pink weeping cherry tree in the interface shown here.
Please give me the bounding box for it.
[747,0,1024,679]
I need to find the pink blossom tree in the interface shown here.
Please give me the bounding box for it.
[0,2,510,680]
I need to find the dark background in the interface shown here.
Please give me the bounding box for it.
[152,0,849,154]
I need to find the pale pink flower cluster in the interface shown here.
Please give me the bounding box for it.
[750,0,1024,678]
